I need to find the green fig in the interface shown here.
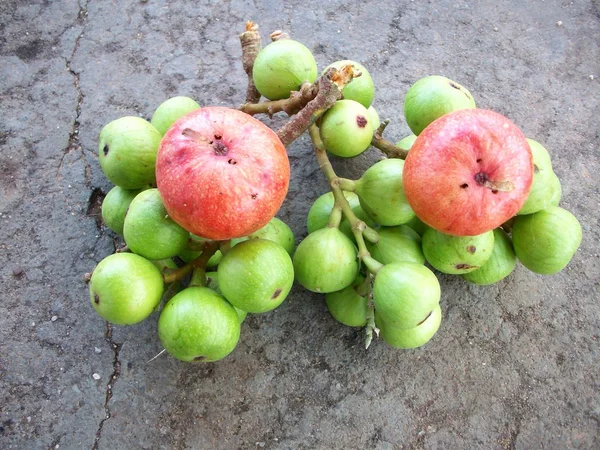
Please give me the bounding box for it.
[512,206,582,275]
[252,39,318,100]
[367,225,424,265]
[422,228,495,274]
[101,186,144,235]
[325,274,370,327]
[123,189,189,260]
[200,272,247,323]
[98,116,162,189]
[462,229,517,285]
[373,262,440,329]
[150,96,200,135]
[218,239,294,313]
[376,304,442,349]
[89,253,164,325]
[404,75,476,135]
[396,134,417,152]
[355,159,415,226]
[293,227,359,293]
[367,105,380,130]
[404,215,429,237]
[547,172,562,207]
[518,139,558,215]
[178,234,223,267]
[319,99,374,158]
[158,287,240,362]
[323,60,375,108]
[244,217,295,256]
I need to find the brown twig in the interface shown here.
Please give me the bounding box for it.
[240,82,317,117]
[371,119,409,159]
[163,241,220,284]
[239,21,262,104]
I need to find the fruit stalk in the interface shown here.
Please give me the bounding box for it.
[364,299,378,350]
[239,21,262,103]
[163,241,220,284]
[239,81,318,117]
[371,119,408,159]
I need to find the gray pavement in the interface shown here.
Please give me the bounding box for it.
[1,0,599,449]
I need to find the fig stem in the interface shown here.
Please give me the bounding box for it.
[337,177,356,192]
[328,204,343,228]
[240,82,316,117]
[364,300,378,350]
[115,244,129,253]
[219,240,232,255]
[239,21,262,104]
[163,241,220,284]
[189,267,207,288]
[371,119,409,160]
[361,255,384,274]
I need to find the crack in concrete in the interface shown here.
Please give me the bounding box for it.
[92,322,122,450]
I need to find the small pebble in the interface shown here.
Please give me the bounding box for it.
[556,20,563,26]
[590,75,595,80]
[12,266,24,277]
[92,373,101,380]
[493,26,498,31]
[27,416,31,423]
[94,347,102,354]
[51,315,58,322]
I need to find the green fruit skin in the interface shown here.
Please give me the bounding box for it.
[89,253,164,325]
[245,217,295,256]
[293,227,359,293]
[373,262,440,329]
[98,116,162,189]
[422,228,495,275]
[547,172,562,207]
[320,99,374,158]
[396,134,417,152]
[404,75,476,135]
[368,106,380,130]
[367,225,424,265]
[512,206,582,275]
[150,96,200,135]
[518,139,557,215]
[355,159,415,226]
[101,186,143,235]
[376,304,442,349]
[252,39,318,100]
[324,60,375,108]
[178,235,223,267]
[325,274,369,327]
[158,287,240,362]
[404,216,429,237]
[218,239,294,313]
[202,272,247,323]
[462,229,517,285]
[123,189,189,260]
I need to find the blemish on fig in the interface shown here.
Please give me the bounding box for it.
[466,245,476,254]
[228,158,237,165]
[103,144,109,156]
[356,115,368,128]
[206,277,213,284]
[213,140,228,156]
[193,355,207,362]
[94,293,100,304]
[455,263,476,270]
[534,164,539,174]
[214,133,222,140]
[476,158,482,163]
[271,288,282,299]
[492,189,498,194]
[460,183,469,189]
[417,310,433,326]
[251,193,258,199]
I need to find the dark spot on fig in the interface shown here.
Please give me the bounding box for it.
[272,288,282,299]
[492,189,498,194]
[209,140,213,145]
[206,277,213,285]
[193,355,207,362]
[476,158,482,163]
[474,172,488,185]
[460,183,469,189]
[251,193,258,199]
[94,293,100,304]
[416,310,433,326]
[455,263,476,270]
[213,141,228,156]
[214,133,222,140]
[466,245,476,254]
[228,158,237,165]
[356,115,368,128]
[103,144,109,156]
[449,81,460,90]
[534,164,539,174]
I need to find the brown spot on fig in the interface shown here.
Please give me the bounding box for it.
[94,293,100,304]
[214,133,222,140]
[455,263,476,270]
[213,141,228,156]
[103,144,109,156]
[416,310,433,326]
[228,158,237,165]
[251,193,258,199]
[271,288,282,299]
[492,189,498,194]
[474,172,488,185]
[193,355,207,362]
[356,115,368,128]
[449,81,460,90]
[460,183,469,189]
[466,245,476,254]
[534,164,539,174]
[476,158,482,163]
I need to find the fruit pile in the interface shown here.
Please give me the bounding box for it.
[87,23,582,361]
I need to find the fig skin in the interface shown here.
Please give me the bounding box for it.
[512,206,582,275]
[325,274,369,327]
[462,228,517,285]
[178,235,223,267]
[237,217,295,256]
[293,227,359,293]
[367,106,380,130]
[518,139,558,215]
[323,60,375,108]
[319,99,374,158]
[422,228,495,275]
[151,96,200,136]
[158,287,240,362]
[404,216,429,237]
[123,189,189,261]
[373,262,441,329]
[366,225,425,265]
[376,304,442,349]
[396,134,417,152]
[89,253,164,325]
[101,186,144,235]
[98,116,162,189]
[252,39,317,100]
[355,159,415,226]
[202,272,247,323]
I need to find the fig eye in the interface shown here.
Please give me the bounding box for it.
[460,183,469,189]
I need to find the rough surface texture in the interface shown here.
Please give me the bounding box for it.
[1,1,598,449]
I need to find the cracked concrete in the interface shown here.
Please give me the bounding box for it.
[1,0,599,449]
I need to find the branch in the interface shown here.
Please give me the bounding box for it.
[371,119,409,160]
[163,241,220,284]
[239,21,262,104]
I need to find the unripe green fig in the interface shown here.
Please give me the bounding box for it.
[376,304,442,349]
[355,159,415,226]
[319,99,374,158]
[150,96,200,135]
[512,206,582,275]
[462,229,517,285]
[366,225,424,265]
[158,287,240,362]
[245,217,295,256]
[367,106,380,130]
[98,116,162,189]
[396,134,417,152]
[518,139,558,215]
[123,189,189,260]
[218,239,294,313]
[178,234,223,267]
[293,227,359,293]
[422,228,495,274]
[325,274,370,327]
[101,186,144,235]
[373,262,440,329]
[404,75,476,135]
[201,272,247,323]
[252,39,317,100]
[89,253,164,325]
[547,172,562,207]
[404,215,429,237]
[323,60,375,108]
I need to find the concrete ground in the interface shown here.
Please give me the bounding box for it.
[1,0,599,449]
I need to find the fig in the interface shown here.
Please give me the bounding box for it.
[373,262,440,329]
[323,60,375,108]
[252,39,317,100]
[462,228,517,285]
[366,225,425,265]
[98,116,162,189]
[368,105,380,130]
[396,134,417,152]
[150,96,200,135]
[243,217,295,256]
[123,189,189,260]
[355,159,415,226]
[178,234,223,267]
[547,172,562,207]
[158,287,240,362]
[512,206,582,275]
[319,99,374,158]
[293,227,359,293]
[218,239,294,313]
[422,228,495,274]
[404,215,429,237]
[202,272,247,323]
[101,186,144,235]
[518,139,558,215]
[325,274,370,327]
[376,304,442,349]
[404,75,476,135]
[89,253,164,325]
